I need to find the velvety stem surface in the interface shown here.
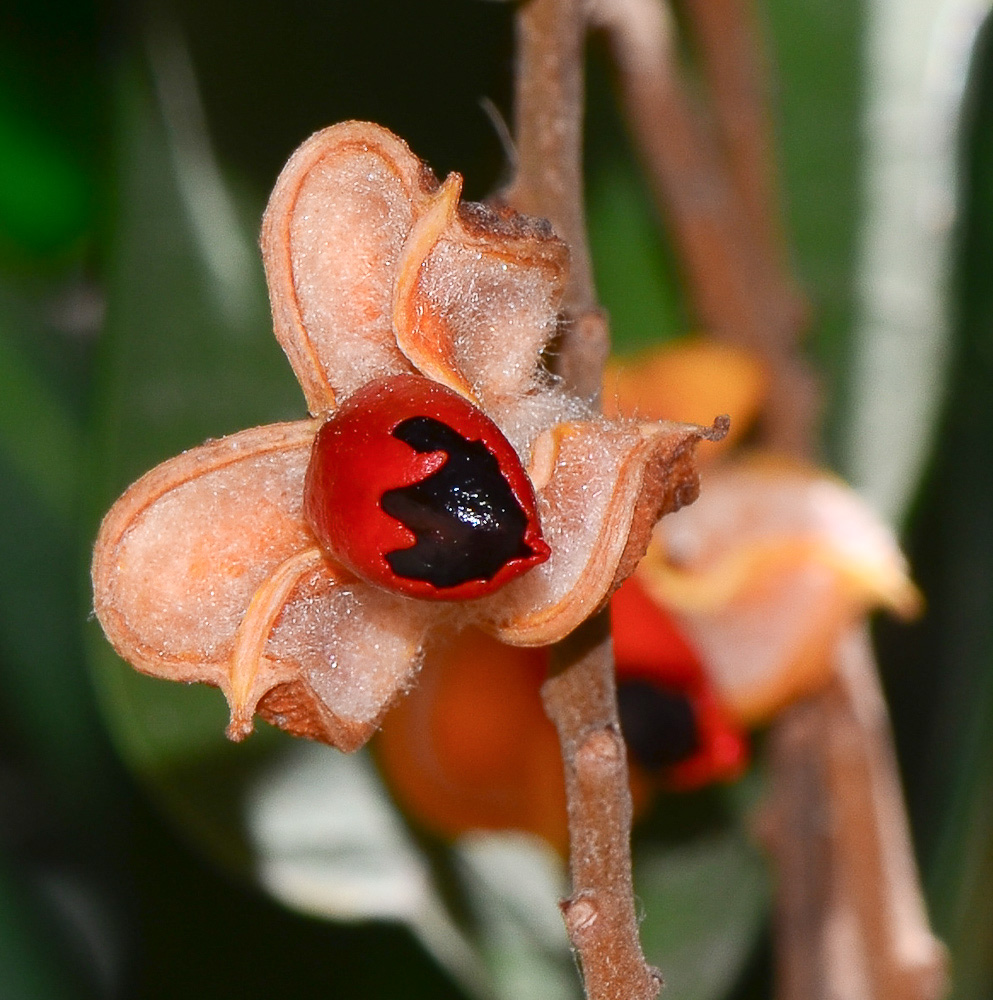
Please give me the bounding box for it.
[507,0,659,997]
[680,0,787,287]
[592,0,815,457]
[506,0,608,402]
[544,614,661,1000]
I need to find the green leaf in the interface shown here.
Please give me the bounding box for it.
[0,303,81,524]
[244,742,494,997]
[244,743,579,1000]
[765,0,864,458]
[0,857,82,1000]
[634,809,768,1000]
[881,16,993,998]
[453,835,578,1000]
[0,88,95,260]
[587,152,689,354]
[835,0,986,523]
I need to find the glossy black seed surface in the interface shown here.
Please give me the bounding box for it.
[617,679,701,770]
[381,416,534,588]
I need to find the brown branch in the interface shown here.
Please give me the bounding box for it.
[505,0,592,309]
[826,627,949,1000]
[504,0,608,401]
[675,2,947,993]
[544,614,662,1000]
[759,696,834,1000]
[591,0,816,457]
[676,0,813,454]
[672,2,947,992]
[505,1,659,997]
[763,629,948,1000]
[680,0,786,282]
[593,0,770,342]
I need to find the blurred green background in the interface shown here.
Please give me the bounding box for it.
[1,0,991,997]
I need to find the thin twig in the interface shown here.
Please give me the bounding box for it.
[505,1,661,997]
[680,3,947,994]
[591,0,816,457]
[758,698,833,1000]
[504,0,594,312]
[592,0,769,342]
[825,627,948,1000]
[679,0,786,283]
[761,629,949,1000]
[676,0,812,450]
[544,615,662,1000]
[666,1,946,991]
[504,0,609,401]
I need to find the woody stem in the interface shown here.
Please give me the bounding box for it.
[592,0,816,457]
[505,0,608,403]
[506,0,660,998]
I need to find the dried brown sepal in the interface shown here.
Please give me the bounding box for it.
[91,420,436,750]
[261,120,569,414]
[394,178,570,408]
[486,415,726,645]
[613,413,729,584]
[260,122,433,413]
[91,419,321,697]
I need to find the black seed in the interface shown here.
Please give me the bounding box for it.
[617,679,700,770]
[381,416,534,589]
